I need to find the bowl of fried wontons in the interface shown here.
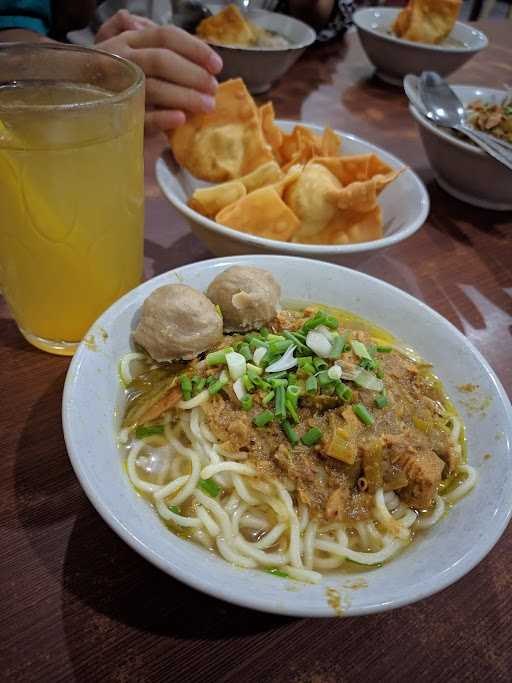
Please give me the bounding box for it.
[195,4,316,94]
[354,4,487,86]
[156,78,429,262]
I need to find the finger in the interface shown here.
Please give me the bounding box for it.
[145,77,215,113]
[95,9,136,42]
[129,25,223,74]
[145,109,186,133]
[130,47,218,95]
[131,15,157,30]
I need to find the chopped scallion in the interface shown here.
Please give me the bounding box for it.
[135,424,164,439]
[305,376,318,394]
[285,399,299,424]
[199,478,221,497]
[317,371,332,387]
[274,384,286,419]
[375,393,388,409]
[281,420,299,446]
[206,347,233,366]
[180,375,192,400]
[352,403,374,426]
[241,395,253,411]
[193,377,206,394]
[237,343,252,361]
[253,410,274,427]
[313,357,328,371]
[208,376,228,395]
[376,345,393,353]
[262,390,275,405]
[351,340,372,361]
[301,427,323,446]
[269,339,293,355]
[169,505,181,514]
[335,381,352,402]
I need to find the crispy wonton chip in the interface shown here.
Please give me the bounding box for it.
[216,185,300,242]
[259,102,283,160]
[196,5,256,46]
[188,180,247,219]
[188,161,284,218]
[169,78,273,182]
[392,0,462,44]
[279,125,341,170]
[295,207,383,245]
[241,160,284,193]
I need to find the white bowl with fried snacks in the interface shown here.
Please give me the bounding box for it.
[354,8,488,87]
[202,5,316,94]
[62,255,512,617]
[156,120,429,262]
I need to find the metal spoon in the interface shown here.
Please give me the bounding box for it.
[419,71,512,172]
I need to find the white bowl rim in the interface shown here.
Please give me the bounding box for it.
[353,7,488,54]
[156,120,430,255]
[407,82,510,157]
[202,5,316,51]
[62,254,512,617]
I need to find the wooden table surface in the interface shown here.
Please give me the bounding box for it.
[2,19,512,683]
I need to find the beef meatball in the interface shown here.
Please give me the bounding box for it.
[206,266,281,332]
[134,284,223,362]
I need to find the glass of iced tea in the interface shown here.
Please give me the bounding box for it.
[0,44,145,355]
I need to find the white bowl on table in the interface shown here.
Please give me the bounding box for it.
[353,8,488,87]
[62,254,512,617]
[405,75,512,211]
[203,4,315,94]
[156,120,429,263]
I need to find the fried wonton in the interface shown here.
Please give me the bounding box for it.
[188,161,283,218]
[188,180,247,219]
[285,155,400,243]
[196,5,256,47]
[283,162,342,239]
[259,102,283,160]
[169,78,274,183]
[216,185,300,242]
[392,0,462,45]
[296,207,383,245]
[280,125,342,170]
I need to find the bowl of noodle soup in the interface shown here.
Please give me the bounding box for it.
[63,256,512,616]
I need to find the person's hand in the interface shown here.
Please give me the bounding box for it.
[95,15,223,132]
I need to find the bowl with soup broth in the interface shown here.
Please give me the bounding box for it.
[62,255,512,617]
[200,4,316,94]
[353,8,488,86]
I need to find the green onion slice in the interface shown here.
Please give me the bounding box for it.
[199,478,221,497]
[352,403,374,426]
[135,424,164,439]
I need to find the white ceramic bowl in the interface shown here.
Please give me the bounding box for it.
[156,120,429,263]
[354,8,488,86]
[63,255,512,617]
[203,4,315,94]
[405,75,512,211]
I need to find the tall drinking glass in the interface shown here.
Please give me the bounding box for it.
[0,44,145,355]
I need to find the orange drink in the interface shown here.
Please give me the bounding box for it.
[0,45,145,355]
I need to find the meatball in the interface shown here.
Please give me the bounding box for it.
[206,266,281,332]
[134,284,223,362]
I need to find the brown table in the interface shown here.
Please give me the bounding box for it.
[2,19,511,683]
